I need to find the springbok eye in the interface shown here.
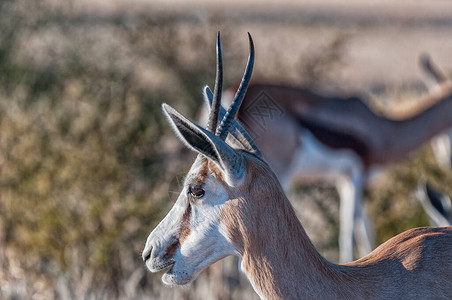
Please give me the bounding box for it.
[188,185,205,198]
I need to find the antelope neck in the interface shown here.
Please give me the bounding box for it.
[220,157,357,299]
[380,94,452,162]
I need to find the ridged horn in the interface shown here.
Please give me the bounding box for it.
[206,32,223,133]
[204,86,261,157]
[217,32,254,140]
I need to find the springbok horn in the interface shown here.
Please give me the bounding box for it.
[217,33,254,140]
[206,32,223,133]
[204,86,261,157]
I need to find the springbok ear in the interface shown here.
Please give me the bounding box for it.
[162,103,246,186]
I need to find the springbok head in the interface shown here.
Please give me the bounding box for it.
[142,33,272,285]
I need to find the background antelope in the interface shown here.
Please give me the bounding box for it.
[143,33,452,299]
[212,70,452,263]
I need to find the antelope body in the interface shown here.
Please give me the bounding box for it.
[142,33,452,299]
[232,73,452,262]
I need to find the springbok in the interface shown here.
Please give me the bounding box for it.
[143,33,452,299]
[420,54,452,169]
[417,183,452,227]
[210,59,452,263]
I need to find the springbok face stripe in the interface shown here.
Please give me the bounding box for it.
[178,201,192,244]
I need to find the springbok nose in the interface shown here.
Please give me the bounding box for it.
[142,246,152,262]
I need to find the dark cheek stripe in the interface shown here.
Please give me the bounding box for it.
[162,205,192,259]
[163,240,179,259]
[178,204,192,244]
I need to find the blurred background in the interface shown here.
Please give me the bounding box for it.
[0,0,452,298]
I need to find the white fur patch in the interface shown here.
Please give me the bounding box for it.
[289,129,363,183]
[431,128,452,169]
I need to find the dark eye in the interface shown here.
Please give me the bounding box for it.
[188,185,205,198]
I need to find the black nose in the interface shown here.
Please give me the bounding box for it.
[142,247,152,262]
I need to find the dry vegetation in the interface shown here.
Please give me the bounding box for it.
[0,0,451,299]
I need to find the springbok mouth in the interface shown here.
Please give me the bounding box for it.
[148,260,175,273]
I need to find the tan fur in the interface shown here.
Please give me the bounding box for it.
[221,155,343,299]
[193,157,209,184]
[207,161,227,185]
[373,89,452,164]
[391,82,452,118]
[349,227,452,270]
[219,153,452,299]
